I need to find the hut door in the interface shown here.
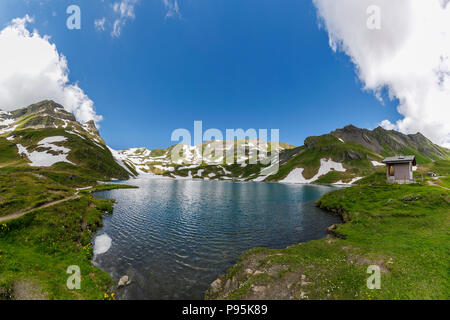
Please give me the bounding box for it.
[389,164,395,176]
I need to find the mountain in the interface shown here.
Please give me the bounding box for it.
[0,100,135,182]
[113,124,449,184]
[331,125,450,163]
[265,125,450,184]
[113,140,295,181]
[2,100,449,187]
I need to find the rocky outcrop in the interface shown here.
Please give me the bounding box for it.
[331,125,450,161]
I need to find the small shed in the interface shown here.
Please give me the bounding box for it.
[382,155,416,184]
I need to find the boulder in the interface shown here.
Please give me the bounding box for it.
[210,278,222,294]
[117,275,131,288]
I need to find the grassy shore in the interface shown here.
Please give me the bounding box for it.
[206,183,450,300]
[0,183,137,300]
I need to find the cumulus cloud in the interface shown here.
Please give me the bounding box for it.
[163,0,181,19]
[111,0,139,38]
[313,0,450,147]
[0,15,101,123]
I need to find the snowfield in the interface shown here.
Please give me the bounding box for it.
[280,158,346,184]
[16,136,74,167]
[371,160,384,167]
[333,176,363,185]
[153,165,175,172]
[107,146,136,176]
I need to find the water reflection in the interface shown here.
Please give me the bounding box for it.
[93,178,340,300]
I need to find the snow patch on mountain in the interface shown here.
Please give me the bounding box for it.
[17,136,74,167]
[66,130,85,140]
[334,176,363,185]
[107,146,135,176]
[281,158,346,184]
[371,160,384,167]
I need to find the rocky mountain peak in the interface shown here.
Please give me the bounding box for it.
[84,120,99,135]
[11,100,76,122]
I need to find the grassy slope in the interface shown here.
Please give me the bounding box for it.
[0,124,138,299]
[206,184,450,300]
[15,128,130,180]
[0,182,138,300]
[0,195,114,300]
[266,135,383,183]
[0,125,133,217]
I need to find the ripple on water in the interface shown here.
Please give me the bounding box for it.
[93,179,341,299]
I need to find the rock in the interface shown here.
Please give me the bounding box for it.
[118,275,131,288]
[230,277,239,291]
[224,279,231,292]
[245,268,254,275]
[251,285,266,294]
[344,150,362,161]
[210,278,222,293]
[253,270,264,276]
[326,224,337,233]
[402,194,421,202]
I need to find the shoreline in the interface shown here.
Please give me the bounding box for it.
[205,183,449,300]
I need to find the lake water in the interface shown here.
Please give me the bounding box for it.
[93,178,341,300]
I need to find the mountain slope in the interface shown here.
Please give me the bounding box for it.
[331,125,450,163]
[266,125,450,184]
[268,125,450,184]
[0,100,134,181]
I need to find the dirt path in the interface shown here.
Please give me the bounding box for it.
[0,195,80,223]
[427,180,450,191]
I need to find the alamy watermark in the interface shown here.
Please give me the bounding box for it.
[366,265,381,290]
[171,121,280,176]
[66,265,81,290]
[367,5,381,30]
[66,5,81,30]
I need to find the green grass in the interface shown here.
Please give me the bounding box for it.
[0,169,73,217]
[0,195,115,299]
[430,160,450,176]
[353,171,387,185]
[437,176,450,189]
[78,184,138,195]
[0,138,25,167]
[207,184,450,300]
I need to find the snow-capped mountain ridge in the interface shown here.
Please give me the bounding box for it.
[2,101,449,185]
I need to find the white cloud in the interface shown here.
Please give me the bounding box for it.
[94,17,106,31]
[0,15,101,123]
[379,120,396,131]
[163,0,181,19]
[313,0,450,148]
[111,0,139,38]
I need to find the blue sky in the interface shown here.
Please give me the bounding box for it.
[0,0,402,150]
